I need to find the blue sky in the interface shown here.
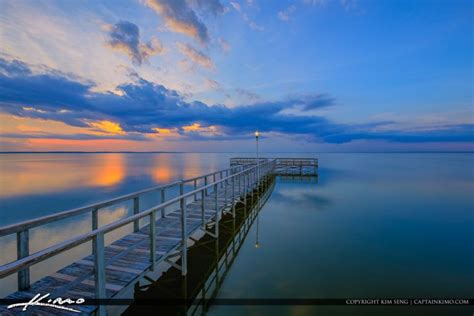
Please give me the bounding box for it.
[0,0,472,152]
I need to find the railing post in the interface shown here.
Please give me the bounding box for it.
[250,169,253,189]
[224,175,228,206]
[149,211,156,270]
[244,172,248,218]
[214,183,219,237]
[94,232,106,316]
[244,172,248,206]
[249,171,252,203]
[252,169,255,199]
[238,173,241,196]
[204,176,208,196]
[160,189,166,218]
[17,229,30,291]
[194,179,198,201]
[245,171,250,194]
[92,207,99,230]
[133,196,139,232]
[201,190,205,229]
[180,183,187,276]
[252,167,258,194]
[232,176,236,218]
[92,207,99,255]
[259,165,262,200]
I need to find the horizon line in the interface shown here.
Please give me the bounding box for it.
[0,151,473,154]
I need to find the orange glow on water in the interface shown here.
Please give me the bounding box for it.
[0,153,127,198]
[152,155,173,183]
[90,154,126,187]
[153,166,172,183]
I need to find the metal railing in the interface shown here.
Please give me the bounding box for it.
[0,160,277,310]
[274,158,318,166]
[229,157,270,165]
[230,157,318,167]
[0,162,257,292]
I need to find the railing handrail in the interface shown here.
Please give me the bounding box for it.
[0,160,277,278]
[230,157,317,160]
[0,164,254,237]
[230,157,318,163]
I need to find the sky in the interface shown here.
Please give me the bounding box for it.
[0,0,472,152]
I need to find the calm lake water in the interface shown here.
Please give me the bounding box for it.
[0,153,473,315]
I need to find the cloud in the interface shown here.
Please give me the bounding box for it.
[291,93,335,111]
[106,21,164,65]
[242,13,264,31]
[190,0,225,15]
[217,37,231,53]
[303,0,362,12]
[278,5,296,21]
[340,0,358,11]
[1,131,146,141]
[87,120,126,135]
[205,78,221,90]
[177,43,214,69]
[144,0,210,43]
[0,57,335,139]
[248,20,264,31]
[229,2,264,31]
[303,0,327,6]
[0,57,472,144]
[321,125,474,144]
[230,2,241,12]
[235,88,260,101]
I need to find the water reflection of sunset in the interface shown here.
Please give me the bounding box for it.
[182,154,204,179]
[152,155,173,183]
[90,154,126,187]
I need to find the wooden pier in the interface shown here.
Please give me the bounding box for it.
[0,158,317,315]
